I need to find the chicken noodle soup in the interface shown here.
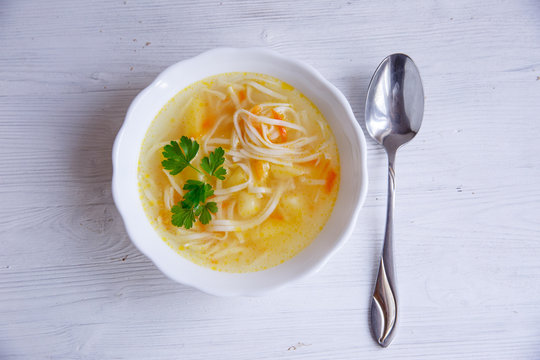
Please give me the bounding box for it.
[138,72,340,272]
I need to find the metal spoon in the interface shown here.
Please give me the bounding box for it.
[365,53,424,347]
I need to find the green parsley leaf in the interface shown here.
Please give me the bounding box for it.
[197,201,218,224]
[201,147,227,180]
[179,136,199,161]
[183,179,214,204]
[161,136,200,175]
[163,138,228,229]
[171,201,197,229]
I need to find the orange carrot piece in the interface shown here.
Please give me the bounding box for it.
[250,120,262,134]
[269,110,287,141]
[325,169,337,193]
[271,108,284,120]
[238,89,246,102]
[253,160,270,181]
[321,159,331,173]
[278,126,287,141]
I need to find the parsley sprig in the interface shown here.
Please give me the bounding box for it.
[201,147,227,180]
[162,136,201,175]
[171,180,217,229]
[162,137,227,229]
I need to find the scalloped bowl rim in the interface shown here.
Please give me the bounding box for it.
[112,47,368,296]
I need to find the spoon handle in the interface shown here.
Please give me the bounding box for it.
[370,150,398,347]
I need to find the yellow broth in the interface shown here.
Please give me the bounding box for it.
[138,72,340,272]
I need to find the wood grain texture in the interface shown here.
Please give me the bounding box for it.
[1,0,540,358]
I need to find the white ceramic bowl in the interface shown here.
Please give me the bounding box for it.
[112,48,368,296]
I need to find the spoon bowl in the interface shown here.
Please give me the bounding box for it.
[365,53,424,347]
[365,54,424,152]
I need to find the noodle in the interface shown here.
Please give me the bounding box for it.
[246,81,287,100]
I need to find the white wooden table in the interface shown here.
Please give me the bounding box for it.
[2,1,540,358]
